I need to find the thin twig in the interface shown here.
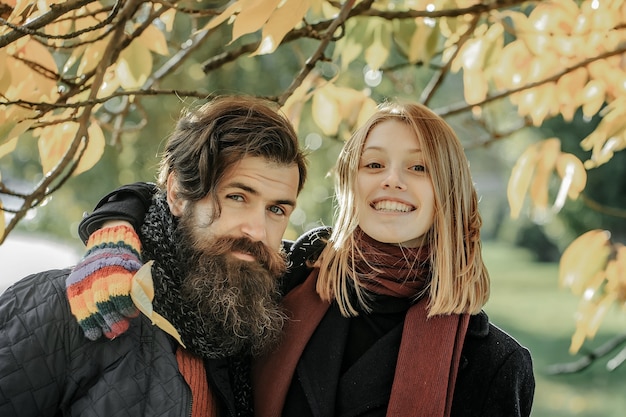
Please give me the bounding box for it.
[546,333,626,374]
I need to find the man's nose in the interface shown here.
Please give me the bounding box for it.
[240,209,267,242]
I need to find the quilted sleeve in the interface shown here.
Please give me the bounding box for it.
[0,270,73,417]
[78,182,158,243]
[280,226,331,294]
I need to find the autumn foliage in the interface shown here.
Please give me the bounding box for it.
[0,0,625,354]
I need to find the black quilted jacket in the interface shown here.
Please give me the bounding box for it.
[0,268,237,417]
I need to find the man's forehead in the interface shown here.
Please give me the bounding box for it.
[221,157,299,200]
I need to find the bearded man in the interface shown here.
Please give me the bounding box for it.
[0,96,307,417]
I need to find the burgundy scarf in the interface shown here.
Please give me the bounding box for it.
[354,229,431,299]
[253,233,469,417]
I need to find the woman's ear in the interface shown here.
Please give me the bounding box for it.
[166,172,186,217]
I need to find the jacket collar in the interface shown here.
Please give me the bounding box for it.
[467,310,489,338]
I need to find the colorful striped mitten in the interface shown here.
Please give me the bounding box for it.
[66,224,142,340]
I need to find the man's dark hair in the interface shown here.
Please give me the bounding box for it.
[157,95,307,209]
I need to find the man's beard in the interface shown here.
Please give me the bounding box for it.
[176,209,287,357]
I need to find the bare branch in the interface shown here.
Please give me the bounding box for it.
[0,0,98,47]
[277,0,368,106]
[546,333,626,374]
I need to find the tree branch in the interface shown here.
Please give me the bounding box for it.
[276,0,368,106]
[0,0,98,47]
[546,333,626,374]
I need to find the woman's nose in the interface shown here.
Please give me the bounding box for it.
[382,170,407,190]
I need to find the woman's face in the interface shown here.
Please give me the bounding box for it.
[356,119,435,247]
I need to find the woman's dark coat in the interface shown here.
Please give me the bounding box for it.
[269,227,536,417]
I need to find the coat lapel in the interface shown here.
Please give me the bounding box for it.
[335,321,403,416]
[253,269,330,417]
[295,305,348,417]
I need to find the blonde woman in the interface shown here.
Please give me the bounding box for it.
[254,102,533,417]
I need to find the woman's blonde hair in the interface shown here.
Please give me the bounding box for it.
[316,101,490,317]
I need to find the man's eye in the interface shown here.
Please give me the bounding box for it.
[269,205,286,216]
[227,194,244,202]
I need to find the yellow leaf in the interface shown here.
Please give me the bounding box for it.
[232,0,282,41]
[365,37,389,72]
[131,261,186,347]
[556,67,587,107]
[73,121,106,176]
[463,69,487,105]
[38,122,79,175]
[453,37,484,72]
[364,20,391,71]
[355,97,377,128]
[116,40,153,89]
[583,293,616,338]
[334,86,369,130]
[527,84,556,126]
[137,23,169,56]
[252,0,310,55]
[569,327,586,354]
[312,88,341,136]
[280,71,320,132]
[580,100,626,169]
[77,36,110,77]
[7,38,58,102]
[202,2,241,32]
[482,22,504,68]
[559,229,611,294]
[528,138,560,219]
[0,120,17,147]
[580,79,606,118]
[554,153,587,205]
[20,38,57,74]
[333,18,365,70]
[507,142,539,219]
[0,137,18,159]
[131,261,155,314]
[336,36,363,70]
[97,67,121,98]
[0,119,35,157]
[408,21,439,65]
[491,40,531,90]
[160,8,176,32]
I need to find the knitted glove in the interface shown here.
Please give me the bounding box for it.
[66,224,143,340]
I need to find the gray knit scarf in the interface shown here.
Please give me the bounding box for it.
[140,193,252,417]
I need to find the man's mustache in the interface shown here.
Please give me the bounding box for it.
[195,235,284,273]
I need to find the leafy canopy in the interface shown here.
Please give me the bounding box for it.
[1,0,625,355]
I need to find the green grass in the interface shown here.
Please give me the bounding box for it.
[482,242,626,417]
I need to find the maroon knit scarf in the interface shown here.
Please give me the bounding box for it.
[253,232,469,417]
[354,228,431,300]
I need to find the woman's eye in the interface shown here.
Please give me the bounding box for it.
[365,162,382,169]
[411,164,426,172]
